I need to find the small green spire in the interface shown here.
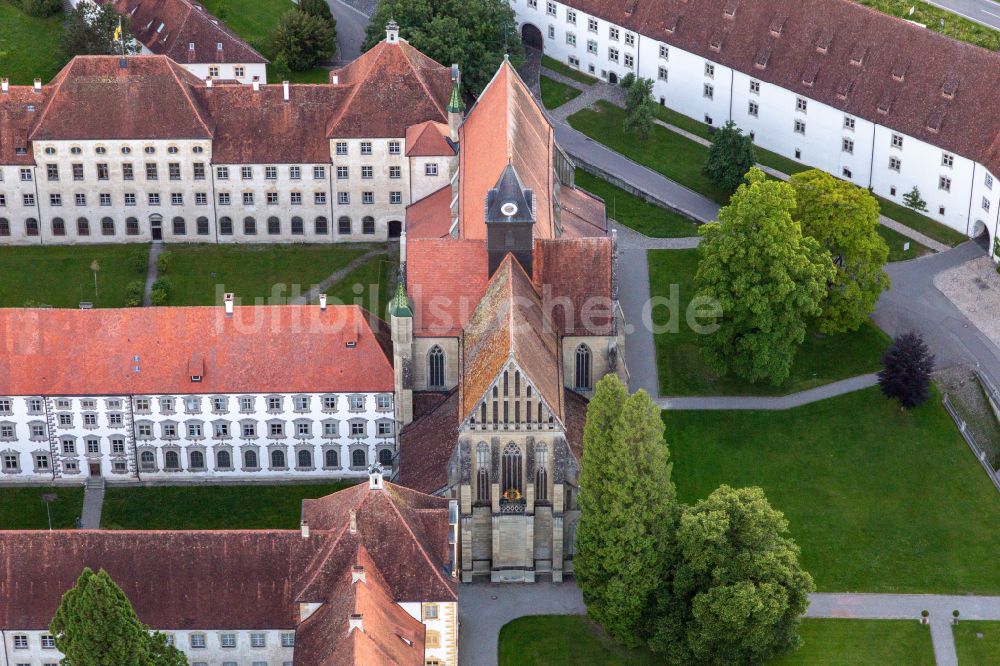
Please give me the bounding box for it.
[448,80,463,113]
[389,281,413,317]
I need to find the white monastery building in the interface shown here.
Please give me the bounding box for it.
[0,24,459,245]
[0,470,460,666]
[513,0,1000,256]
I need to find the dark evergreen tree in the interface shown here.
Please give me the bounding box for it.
[621,75,655,140]
[703,121,757,192]
[902,186,928,212]
[576,374,677,647]
[878,332,935,408]
[271,9,337,71]
[298,0,335,24]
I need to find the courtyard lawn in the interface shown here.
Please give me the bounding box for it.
[772,619,933,665]
[954,621,1000,665]
[651,104,711,140]
[568,101,733,204]
[540,75,581,110]
[321,253,396,320]
[498,616,659,666]
[198,0,328,82]
[648,249,889,396]
[161,243,372,306]
[666,386,1000,593]
[0,244,149,308]
[0,2,66,85]
[0,486,85,530]
[101,482,356,529]
[574,170,699,238]
[541,55,597,85]
[878,224,931,262]
[875,196,968,247]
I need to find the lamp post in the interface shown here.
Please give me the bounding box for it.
[90,260,100,303]
[41,492,57,531]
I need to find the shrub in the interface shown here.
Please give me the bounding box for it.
[151,276,172,296]
[18,0,62,18]
[299,0,334,24]
[703,121,757,192]
[155,251,172,275]
[877,332,935,409]
[130,248,149,274]
[124,281,144,307]
[271,9,336,71]
[270,55,291,82]
[150,288,169,306]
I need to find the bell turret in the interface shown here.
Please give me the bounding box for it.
[389,278,414,426]
[485,163,535,276]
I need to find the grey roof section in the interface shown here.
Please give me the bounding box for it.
[486,163,535,224]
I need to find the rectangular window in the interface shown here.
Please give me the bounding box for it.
[221,634,236,648]
[195,192,207,205]
[148,193,160,206]
[939,176,952,192]
[607,47,619,63]
[703,84,714,99]
[337,166,349,180]
[47,164,59,181]
[335,142,348,156]
[844,116,855,131]
[168,163,180,180]
[50,193,62,206]
[122,163,133,180]
[624,53,634,69]
[281,632,295,647]
[313,166,325,179]
[190,634,206,649]
[748,101,758,117]
[72,163,84,181]
[891,133,903,149]
[546,1,556,16]
[75,193,86,207]
[842,138,854,154]
[658,66,668,81]
[314,191,327,205]
[217,166,229,180]
[193,162,205,180]
[267,192,279,205]
[942,153,954,168]
[23,194,34,207]
[566,32,576,46]
[218,192,230,206]
[338,192,349,205]
[241,166,253,180]
[986,173,994,190]
[794,119,806,135]
[145,163,157,180]
[390,191,402,205]
[265,166,277,180]
[351,421,365,436]
[171,193,183,206]
[588,18,597,32]
[750,80,760,94]
[389,166,401,179]
[97,163,109,180]
[13,635,28,649]
[659,44,669,59]
[243,192,254,205]
[889,156,901,172]
[704,62,715,78]
[360,141,372,155]
[388,141,401,155]
[362,192,374,205]
[587,39,597,54]
[361,166,373,179]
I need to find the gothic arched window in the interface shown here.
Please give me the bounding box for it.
[535,443,548,502]
[502,442,522,497]
[575,344,593,390]
[476,442,490,503]
[428,346,445,389]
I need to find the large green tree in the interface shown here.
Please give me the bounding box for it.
[620,73,655,140]
[651,485,815,664]
[364,0,523,96]
[703,121,757,192]
[50,567,186,666]
[271,9,336,71]
[695,168,834,385]
[61,3,141,59]
[575,374,677,647]
[789,170,890,334]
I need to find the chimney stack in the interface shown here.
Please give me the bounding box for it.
[351,565,366,584]
[252,80,260,92]
[1,79,8,93]
[33,79,41,92]
[319,293,327,310]
[348,613,364,633]
[224,292,234,316]
[349,509,357,534]
[283,80,290,101]
[205,77,213,88]
[300,520,310,539]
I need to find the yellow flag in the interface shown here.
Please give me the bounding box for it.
[114,25,122,42]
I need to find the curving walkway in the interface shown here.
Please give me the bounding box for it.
[290,247,387,306]
[459,580,1000,666]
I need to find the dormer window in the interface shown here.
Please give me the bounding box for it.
[769,14,787,37]
[188,42,195,51]
[191,375,202,382]
[156,22,165,33]
[216,42,223,51]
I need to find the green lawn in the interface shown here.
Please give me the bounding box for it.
[568,101,732,204]
[574,170,699,238]
[0,2,66,85]
[651,104,711,140]
[0,486,85,529]
[199,0,328,82]
[320,253,396,320]
[667,386,1000,593]
[498,616,660,666]
[162,243,372,306]
[772,619,933,665]
[853,0,1000,51]
[954,621,1000,665]
[648,249,889,396]
[875,196,968,247]
[0,244,149,308]
[101,482,356,529]
[540,75,581,110]
[878,224,931,261]
[541,55,597,85]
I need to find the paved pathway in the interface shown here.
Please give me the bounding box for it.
[141,242,163,307]
[656,374,880,410]
[459,581,1000,666]
[80,477,104,529]
[544,65,948,251]
[290,247,386,306]
[326,0,370,64]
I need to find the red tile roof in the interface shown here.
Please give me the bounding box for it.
[326,40,452,138]
[559,0,1000,176]
[301,482,457,603]
[405,120,454,157]
[533,237,614,336]
[0,87,46,165]
[406,238,491,336]
[195,84,349,164]
[110,0,267,65]
[0,530,322,630]
[458,61,557,240]
[405,186,453,239]
[399,389,460,495]
[0,305,394,396]
[559,186,608,238]
[460,255,563,422]
[29,56,213,141]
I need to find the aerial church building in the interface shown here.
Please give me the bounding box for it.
[397,59,623,582]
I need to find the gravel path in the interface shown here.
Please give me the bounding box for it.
[934,255,1000,348]
[141,242,163,307]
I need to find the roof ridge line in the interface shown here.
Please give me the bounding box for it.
[382,489,456,600]
[399,42,447,120]
[166,57,214,137]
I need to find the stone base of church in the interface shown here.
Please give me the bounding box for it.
[491,568,536,583]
